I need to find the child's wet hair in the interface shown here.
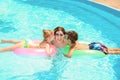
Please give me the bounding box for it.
[66,30,78,43]
[43,30,53,39]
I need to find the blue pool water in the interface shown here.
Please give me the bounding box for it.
[0,0,120,80]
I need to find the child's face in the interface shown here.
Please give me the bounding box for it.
[65,34,72,45]
[49,31,54,42]
[46,30,54,42]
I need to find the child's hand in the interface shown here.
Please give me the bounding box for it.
[46,56,51,59]
[47,54,51,57]
[64,54,72,58]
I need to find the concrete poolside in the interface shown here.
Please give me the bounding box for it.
[92,0,120,10]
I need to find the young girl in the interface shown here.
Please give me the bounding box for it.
[0,30,54,56]
[64,30,120,58]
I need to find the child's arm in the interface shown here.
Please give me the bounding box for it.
[64,44,76,58]
[45,44,51,57]
[64,48,75,58]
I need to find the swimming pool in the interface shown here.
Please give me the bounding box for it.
[0,0,120,80]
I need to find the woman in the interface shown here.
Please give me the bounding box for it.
[53,26,67,48]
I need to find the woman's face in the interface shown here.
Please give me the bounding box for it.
[54,31,64,43]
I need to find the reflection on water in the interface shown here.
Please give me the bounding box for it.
[0,0,120,80]
[0,20,17,33]
[10,49,69,80]
[32,49,69,80]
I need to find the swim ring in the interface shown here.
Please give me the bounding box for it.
[14,40,56,56]
[63,44,106,58]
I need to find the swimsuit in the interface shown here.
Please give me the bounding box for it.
[22,40,30,48]
[22,40,40,48]
[89,42,108,54]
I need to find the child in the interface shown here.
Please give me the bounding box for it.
[64,30,120,58]
[39,30,54,56]
[0,30,54,56]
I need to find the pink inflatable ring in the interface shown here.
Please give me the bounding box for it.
[14,40,56,56]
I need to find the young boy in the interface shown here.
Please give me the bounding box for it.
[65,30,120,58]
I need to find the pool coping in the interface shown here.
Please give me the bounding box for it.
[90,0,120,11]
[77,0,120,17]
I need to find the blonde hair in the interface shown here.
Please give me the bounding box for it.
[43,30,53,40]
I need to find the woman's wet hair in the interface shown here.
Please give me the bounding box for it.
[54,26,66,35]
[66,30,78,43]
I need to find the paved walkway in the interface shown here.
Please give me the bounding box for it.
[92,0,120,10]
